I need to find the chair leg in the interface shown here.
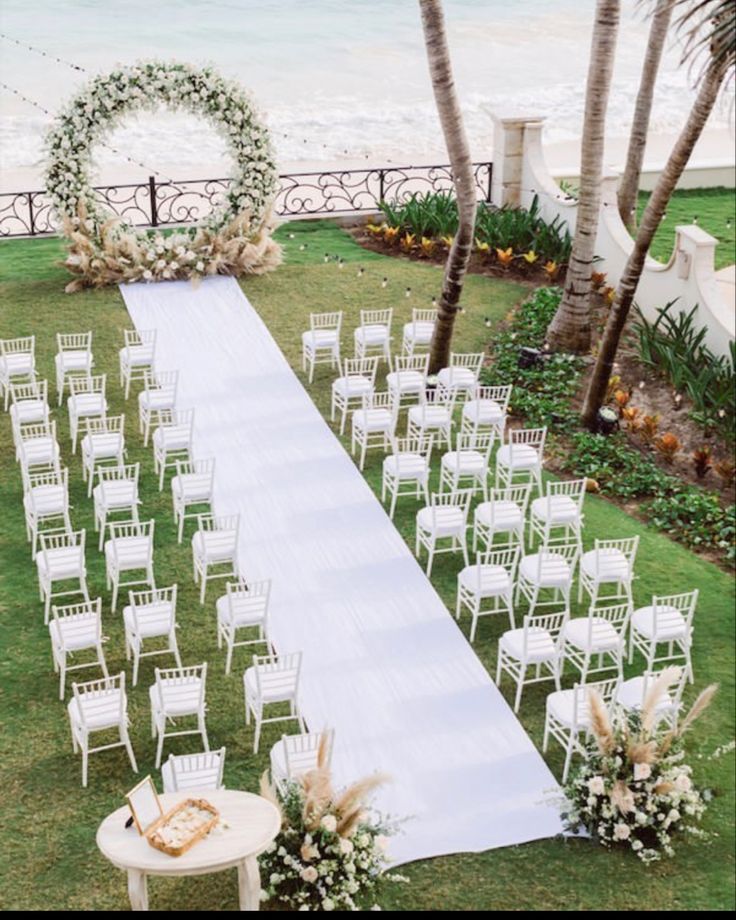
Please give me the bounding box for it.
[122,727,138,773]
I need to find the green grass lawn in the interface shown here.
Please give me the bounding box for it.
[638,186,735,270]
[0,222,734,911]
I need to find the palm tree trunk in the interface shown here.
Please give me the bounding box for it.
[582,59,726,428]
[547,0,621,354]
[419,0,477,374]
[617,0,675,231]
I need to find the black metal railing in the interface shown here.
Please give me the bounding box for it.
[0,162,492,238]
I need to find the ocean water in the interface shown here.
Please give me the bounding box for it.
[0,0,731,185]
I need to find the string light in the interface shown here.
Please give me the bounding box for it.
[338,258,344,269]
[381,277,388,288]
[357,267,364,277]
[405,287,411,298]
[323,253,329,263]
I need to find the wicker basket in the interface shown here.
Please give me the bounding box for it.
[145,797,220,857]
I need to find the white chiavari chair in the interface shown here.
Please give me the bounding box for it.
[456,546,520,641]
[461,383,512,439]
[93,463,141,550]
[171,457,215,543]
[55,331,93,405]
[119,328,156,399]
[138,369,178,447]
[104,519,155,612]
[495,426,546,495]
[353,307,393,367]
[560,602,631,683]
[437,351,483,403]
[578,536,639,608]
[152,408,195,491]
[529,478,586,549]
[415,489,472,576]
[68,373,107,453]
[1,335,36,410]
[302,311,342,383]
[216,578,273,675]
[629,590,698,683]
[402,307,435,356]
[123,585,181,686]
[244,652,305,754]
[23,466,71,559]
[472,483,531,552]
[162,747,226,794]
[192,514,240,605]
[440,430,495,500]
[331,356,378,435]
[37,529,89,624]
[382,434,433,520]
[81,414,126,497]
[150,664,209,768]
[496,609,567,712]
[351,391,398,471]
[49,598,108,700]
[270,729,334,795]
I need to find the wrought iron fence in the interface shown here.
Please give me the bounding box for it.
[0,162,492,238]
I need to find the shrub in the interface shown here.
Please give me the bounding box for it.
[647,487,736,563]
[563,432,671,499]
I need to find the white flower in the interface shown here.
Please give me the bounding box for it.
[613,823,631,841]
[155,259,166,270]
[587,776,605,796]
[339,838,354,856]
[321,815,337,833]
[668,809,681,823]
[195,261,205,272]
[169,261,179,271]
[631,839,643,852]
[633,763,652,782]
[322,898,335,912]
[300,866,318,883]
[142,269,152,280]
[674,774,692,793]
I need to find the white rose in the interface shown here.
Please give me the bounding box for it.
[633,763,652,782]
[587,776,605,796]
[674,774,692,793]
[320,815,337,833]
[300,866,318,883]
[613,823,631,841]
[195,261,204,272]
[142,269,152,280]
[322,899,335,912]
[155,259,166,270]
[668,809,680,822]
[631,839,643,852]
[169,261,179,270]
[339,838,354,856]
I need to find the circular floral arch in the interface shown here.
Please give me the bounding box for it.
[45,60,281,291]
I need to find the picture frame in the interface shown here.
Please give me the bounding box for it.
[125,775,164,835]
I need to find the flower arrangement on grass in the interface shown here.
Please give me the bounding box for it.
[561,667,718,863]
[44,60,281,291]
[259,739,405,911]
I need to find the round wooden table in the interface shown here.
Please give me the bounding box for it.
[96,789,281,911]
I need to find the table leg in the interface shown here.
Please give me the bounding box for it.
[237,856,261,911]
[127,869,149,911]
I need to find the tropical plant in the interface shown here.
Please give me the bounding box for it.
[656,432,682,462]
[618,0,676,229]
[561,671,717,863]
[547,0,622,353]
[582,0,736,427]
[639,413,662,444]
[714,457,736,486]
[692,445,713,478]
[258,739,404,911]
[419,0,478,372]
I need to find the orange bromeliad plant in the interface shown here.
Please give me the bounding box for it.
[495,247,514,268]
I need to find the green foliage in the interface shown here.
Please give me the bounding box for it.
[378,193,573,264]
[634,301,735,442]
[564,432,671,498]
[647,486,736,564]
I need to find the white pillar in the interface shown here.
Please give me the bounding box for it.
[491,115,545,208]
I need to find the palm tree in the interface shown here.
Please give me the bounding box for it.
[617,0,676,231]
[582,0,735,428]
[419,0,477,373]
[546,0,621,354]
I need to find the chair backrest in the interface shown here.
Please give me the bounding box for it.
[69,373,106,398]
[509,426,547,453]
[310,311,342,333]
[10,378,47,406]
[521,609,568,655]
[166,748,226,792]
[572,677,620,728]
[527,542,579,583]
[57,332,92,353]
[155,663,207,714]
[107,520,155,564]
[129,584,177,633]
[97,462,140,487]
[84,414,125,438]
[393,434,434,462]
[361,390,398,414]
[50,598,102,647]
[359,307,392,329]
[637,667,688,709]
[488,483,533,517]
[71,672,125,729]
[429,489,473,521]
[341,356,379,382]
[26,467,69,510]
[39,528,85,561]
[124,328,156,349]
[455,430,495,458]
[547,477,586,504]
[448,351,483,374]
[394,354,430,374]
[157,408,195,435]
[1,335,35,359]
[174,457,215,497]
[592,536,640,574]
[585,601,631,640]
[19,418,56,445]
[283,729,334,780]
[252,652,302,700]
[474,383,512,411]
[477,545,520,575]
[144,369,178,397]
[423,384,456,411]
[409,307,436,325]
[651,589,699,636]
[226,577,271,625]
[197,514,239,556]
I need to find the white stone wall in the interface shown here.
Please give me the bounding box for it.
[492,115,735,358]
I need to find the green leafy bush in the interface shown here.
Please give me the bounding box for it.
[633,302,735,442]
[647,487,736,563]
[378,193,572,264]
[563,432,671,498]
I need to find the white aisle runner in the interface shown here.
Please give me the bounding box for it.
[120,276,563,864]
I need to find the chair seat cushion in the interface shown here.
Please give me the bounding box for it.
[581,549,630,582]
[416,506,466,535]
[352,408,394,432]
[474,500,523,530]
[68,691,124,730]
[386,370,425,393]
[21,437,59,466]
[407,405,450,427]
[458,563,511,597]
[123,601,174,638]
[462,399,504,427]
[37,547,84,579]
[153,425,191,451]
[531,495,580,524]
[94,480,137,509]
[302,329,338,348]
[56,350,92,373]
[1,353,35,377]
[631,605,688,641]
[615,677,675,715]
[120,344,154,367]
[519,552,572,587]
[383,453,428,479]
[441,449,486,474]
[500,626,557,663]
[332,376,373,398]
[546,688,591,729]
[69,394,106,418]
[82,433,124,459]
[150,679,203,716]
[496,444,540,471]
[437,366,477,389]
[562,616,622,652]
[105,536,151,569]
[138,390,175,410]
[49,614,99,651]
[243,667,295,704]
[192,531,236,563]
[402,321,434,344]
[10,400,47,426]
[24,484,67,517]
[172,474,212,503]
[354,324,389,346]
[216,592,266,628]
